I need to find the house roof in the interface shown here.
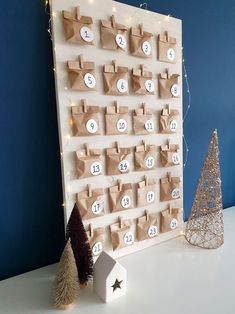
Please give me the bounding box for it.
[94,252,123,277]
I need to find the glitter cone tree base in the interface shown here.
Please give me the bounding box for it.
[185,130,224,249]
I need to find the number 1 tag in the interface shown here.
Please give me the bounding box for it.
[80,26,94,43]
[115,34,126,49]
[84,73,96,89]
[123,231,134,245]
[145,80,155,93]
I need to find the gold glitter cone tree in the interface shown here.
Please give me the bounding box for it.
[185,129,224,249]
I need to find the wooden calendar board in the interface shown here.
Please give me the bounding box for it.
[50,0,183,258]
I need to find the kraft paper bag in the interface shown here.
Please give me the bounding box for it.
[134,141,157,171]
[130,24,153,58]
[67,54,96,91]
[158,31,177,63]
[86,224,105,256]
[137,210,158,241]
[62,6,94,45]
[137,176,156,207]
[100,15,128,51]
[110,216,134,250]
[160,142,180,167]
[159,105,179,134]
[108,180,134,212]
[158,69,180,99]
[76,185,105,219]
[160,206,180,233]
[106,142,132,175]
[76,145,102,178]
[160,172,181,201]
[132,64,155,95]
[133,103,155,135]
[71,100,101,136]
[105,101,129,135]
[103,60,129,95]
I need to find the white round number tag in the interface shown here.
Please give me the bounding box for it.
[116,119,127,133]
[145,80,155,93]
[92,241,102,256]
[115,34,126,49]
[80,26,94,43]
[121,195,131,209]
[144,119,154,133]
[172,153,180,165]
[171,188,180,199]
[142,41,151,56]
[169,120,178,132]
[116,79,128,93]
[170,218,178,230]
[146,191,155,204]
[171,84,179,97]
[148,225,158,238]
[90,161,102,176]
[84,73,96,89]
[145,156,155,169]
[118,160,129,173]
[167,48,176,61]
[124,231,134,245]
[91,200,104,215]
[86,119,98,133]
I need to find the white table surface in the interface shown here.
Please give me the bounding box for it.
[0,207,234,314]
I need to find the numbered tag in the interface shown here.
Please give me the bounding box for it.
[116,79,128,93]
[90,161,102,176]
[145,80,155,93]
[123,231,134,245]
[121,195,131,209]
[91,200,104,215]
[167,48,176,61]
[169,120,178,132]
[172,153,180,165]
[142,41,151,56]
[170,218,178,230]
[86,119,98,134]
[171,188,180,199]
[84,73,96,89]
[171,84,179,97]
[146,191,155,204]
[116,119,127,133]
[92,241,103,256]
[144,119,154,133]
[115,34,127,49]
[148,225,158,238]
[145,156,155,169]
[80,26,94,43]
[118,160,129,173]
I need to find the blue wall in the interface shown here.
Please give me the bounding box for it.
[0,0,235,280]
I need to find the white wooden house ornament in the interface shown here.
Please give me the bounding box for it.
[93,251,127,302]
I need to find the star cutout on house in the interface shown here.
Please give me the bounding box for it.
[111,278,123,292]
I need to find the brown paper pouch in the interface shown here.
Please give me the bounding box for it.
[158,69,180,99]
[105,101,129,135]
[161,206,180,233]
[71,100,101,136]
[159,105,179,134]
[103,60,129,95]
[100,15,128,51]
[158,32,177,63]
[67,54,96,91]
[106,142,132,175]
[137,176,156,207]
[160,172,181,201]
[130,24,153,58]
[76,185,105,219]
[86,224,105,256]
[132,64,155,95]
[76,145,102,178]
[133,103,155,135]
[62,6,94,45]
[160,142,180,167]
[110,217,134,250]
[134,141,157,171]
[108,180,133,212]
[137,210,158,241]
